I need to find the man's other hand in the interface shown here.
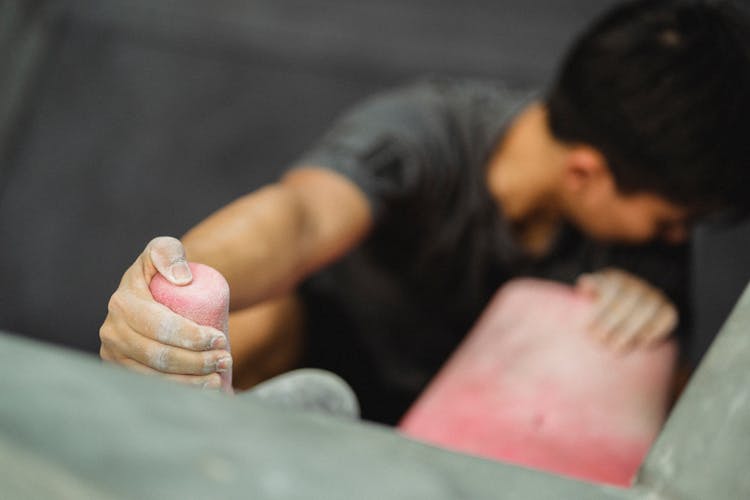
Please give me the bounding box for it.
[99,236,231,389]
[576,268,678,353]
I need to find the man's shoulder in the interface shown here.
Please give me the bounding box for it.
[402,76,538,109]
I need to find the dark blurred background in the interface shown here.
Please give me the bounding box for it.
[1,0,749,367]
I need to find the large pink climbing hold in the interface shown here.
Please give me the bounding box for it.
[149,262,232,393]
[399,278,677,487]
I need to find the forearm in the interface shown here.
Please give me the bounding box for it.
[182,184,308,309]
[181,167,372,311]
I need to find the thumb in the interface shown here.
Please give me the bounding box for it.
[146,236,193,286]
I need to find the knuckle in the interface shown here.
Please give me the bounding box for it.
[107,293,123,315]
[99,323,110,342]
[157,316,205,350]
[192,329,211,351]
[202,352,217,373]
[184,324,208,349]
[201,327,224,350]
[99,329,128,359]
[99,323,117,346]
[155,312,181,345]
[151,345,172,371]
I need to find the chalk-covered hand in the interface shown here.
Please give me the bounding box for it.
[99,236,231,389]
[576,268,678,352]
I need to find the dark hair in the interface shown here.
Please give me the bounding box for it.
[547,0,750,217]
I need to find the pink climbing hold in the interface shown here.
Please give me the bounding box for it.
[149,262,232,393]
[399,278,677,487]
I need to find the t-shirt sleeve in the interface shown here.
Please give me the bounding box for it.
[291,79,499,223]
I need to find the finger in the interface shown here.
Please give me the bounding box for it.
[609,294,678,353]
[588,273,623,319]
[607,296,662,352]
[121,331,232,375]
[584,272,628,336]
[101,315,231,375]
[118,236,192,299]
[107,290,227,351]
[120,237,192,296]
[147,236,193,285]
[592,285,643,342]
[640,304,679,347]
[118,358,223,389]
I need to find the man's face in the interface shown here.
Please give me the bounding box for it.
[566,187,692,245]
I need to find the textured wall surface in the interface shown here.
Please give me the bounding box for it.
[2,282,749,498]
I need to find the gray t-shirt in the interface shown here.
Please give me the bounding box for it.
[294,78,688,424]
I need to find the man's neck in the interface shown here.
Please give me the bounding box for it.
[485,102,568,257]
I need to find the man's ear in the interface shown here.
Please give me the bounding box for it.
[562,146,610,193]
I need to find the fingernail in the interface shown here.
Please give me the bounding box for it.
[216,355,232,373]
[170,261,192,284]
[210,332,227,350]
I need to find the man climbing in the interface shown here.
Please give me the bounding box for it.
[100,0,750,423]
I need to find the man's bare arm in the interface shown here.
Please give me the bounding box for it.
[182,167,373,309]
